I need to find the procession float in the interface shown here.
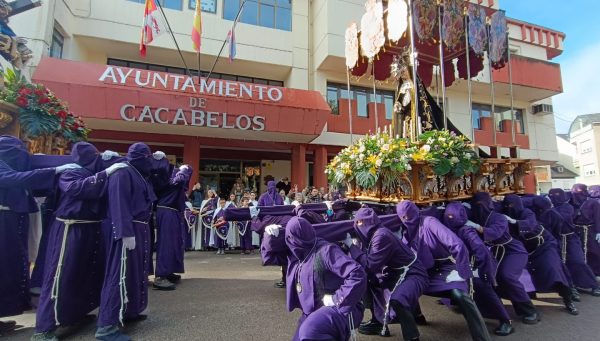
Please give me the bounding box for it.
[326,0,532,205]
[0,0,89,154]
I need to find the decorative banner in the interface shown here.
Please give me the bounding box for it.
[489,11,508,64]
[359,0,385,59]
[468,4,487,55]
[345,22,359,68]
[442,0,464,50]
[386,0,408,42]
[412,0,438,42]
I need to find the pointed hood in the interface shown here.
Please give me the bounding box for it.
[571,183,589,206]
[549,188,569,206]
[396,201,421,244]
[532,195,552,221]
[470,192,494,226]
[502,194,524,217]
[353,207,382,244]
[127,142,152,176]
[588,185,600,199]
[285,217,317,261]
[71,142,102,173]
[443,202,468,232]
[0,135,29,171]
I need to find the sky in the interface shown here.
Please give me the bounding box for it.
[501,0,600,133]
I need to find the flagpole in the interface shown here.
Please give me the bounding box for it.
[206,0,247,83]
[155,0,192,76]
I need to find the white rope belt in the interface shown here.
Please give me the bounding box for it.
[524,226,546,255]
[381,255,417,335]
[575,225,591,263]
[132,220,148,225]
[119,242,128,326]
[560,232,575,264]
[434,255,456,264]
[156,205,178,212]
[51,218,101,325]
[0,205,10,211]
[490,237,513,279]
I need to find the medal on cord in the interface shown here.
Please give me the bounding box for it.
[295,241,317,294]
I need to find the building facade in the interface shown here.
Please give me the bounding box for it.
[569,114,600,186]
[5,0,565,195]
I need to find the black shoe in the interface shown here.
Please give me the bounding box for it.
[122,314,147,323]
[522,313,540,325]
[571,287,581,302]
[565,302,579,315]
[494,322,515,336]
[358,320,388,336]
[166,274,181,283]
[0,321,17,334]
[274,281,286,289]
[153,277,176,291]
[591,288,600,297]
[414,313,428,326]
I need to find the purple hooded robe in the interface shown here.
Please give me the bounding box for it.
[443,203,510,322]
[570,184,600,276]
[285,217,366,341]
[532,196,598,290]
[348,208,428,332]
[396,201,472,294]
[0,136,57,319]
[503,194,571,294]
[470,192,536,317]
[97,143,156,328]
[151,160,192,277]
[258,181,284,206]
[35,142,110,332]
[588,185,600,200]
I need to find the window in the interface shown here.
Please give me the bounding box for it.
[106,58,284,86]
[583,164,597,177]
[129,0,182,10]
[223,0,292,31]
[472,103,525,134]
[49,28,64,59]
[326,83,395,118]
[188,0,217,13]
[581,140,593,154]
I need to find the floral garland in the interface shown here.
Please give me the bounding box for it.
[0,67,89,142]
[326,129,480,190]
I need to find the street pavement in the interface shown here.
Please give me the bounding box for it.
[5,251,600,340]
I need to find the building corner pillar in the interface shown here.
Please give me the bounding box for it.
[291,144,307,189]
[183,137,200,188]
[313,146,328,189]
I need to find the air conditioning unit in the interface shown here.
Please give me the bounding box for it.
[532,104,553,116]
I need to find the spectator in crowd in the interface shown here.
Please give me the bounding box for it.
[279,189,291,205]
[188,182,204,208]
[305,187,322,204]
[276,177,291,195]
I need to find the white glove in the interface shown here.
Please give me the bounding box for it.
[249,206,260,218]
[596,233,600,244]
[343,233,353,248]
[445,270,464,283]
[437,206,446,210]
[185,201,193,210]
[322,294,335,307]
[472,269,480,278]
[152,151,166,160]
[101,150,119,161]
[462,202,472,209]
[55,163,81,174]
[179,164,190,172]
[265,224,280,237]
[503,215,517,224]
[465,220,480,228]
[105,162,128,176]
[122,237,136,250]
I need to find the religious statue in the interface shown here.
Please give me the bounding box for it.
[0,0,35,71]
[391,51,415,140]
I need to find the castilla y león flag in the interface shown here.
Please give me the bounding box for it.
[140,0,168,57]
[191,0,202,52]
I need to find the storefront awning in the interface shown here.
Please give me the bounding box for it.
[32,58,331,143]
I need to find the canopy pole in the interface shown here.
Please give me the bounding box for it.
[464,12,474,141]
[487,20,497,146]
[437,1,447,130]
[346,68,354,143]
[408,0,420,141]
[372,63,379,132]
[507,32,516,146]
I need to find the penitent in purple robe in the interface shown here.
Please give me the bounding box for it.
[532,196,598,290]
[349,208,428,340]
[471,192,537,318]
[443,203,510,323]
[0,136,57,319]
[397,201,472,294]
[570,184,600,276]
[35,142,110,333]
[97,143,156,328]
[151,160,192,278]
[503,195,571,295]
[258,181,284,206]
[285,217,366,341]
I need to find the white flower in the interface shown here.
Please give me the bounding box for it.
[422,144,431,153]
[381,144,390,152]
[375,159,382,167]
[464,153,472,160]
[406,164,412,171]
[439,137,446,142]
[350,154,356,160]
[359,154,365,160]
[450,156,459,164]
[359,145,366,153]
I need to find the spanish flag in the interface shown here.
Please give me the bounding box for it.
[191,0,202,52]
